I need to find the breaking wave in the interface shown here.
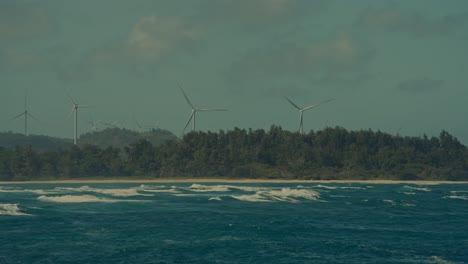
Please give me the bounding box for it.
[0,187,54,195]
[315,185,366,190]
[403,186,431,192]
[37,195,145,203]
[443,195,468,201]
[0,203,31,216]
[187,184,270,193]
[54,186,152,197]
[231,188,321,203]
[138,184,180,193]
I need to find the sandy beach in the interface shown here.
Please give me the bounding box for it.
[1,179,467,184]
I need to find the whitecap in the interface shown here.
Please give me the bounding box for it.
[0,187,55,195]
[428,256,454,264]
[138,184,180,193]
[54,186,152,197]
[403,185,431,192]
[187,184,231,192]
[37,195,144,203]
[0,203,31,216]
[443,195,468,201]
[383,199,396,205]
[315,185,366,190]
[232,188,321,203]
[209,196,222,201]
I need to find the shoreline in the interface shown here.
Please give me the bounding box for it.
[1,179,467,184]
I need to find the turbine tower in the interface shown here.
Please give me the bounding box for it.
[179,84,227,136]
[67,96,94,145]
[11,92,38,136]
[284,97,333,135]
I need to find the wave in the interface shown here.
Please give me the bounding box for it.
[0,187,54,195]
[443,195,468,201]
[315,184,366,190]
[37,195,145,203]
[0,203,31,216]
[138,184,180,193]
[231,188,321,203]
[187,184,270,193]
[428,256,455,264]
[54,186,152,197]
[403,185,431,192]
[209,196,222,201]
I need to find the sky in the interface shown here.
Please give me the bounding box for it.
[1,0,468,144]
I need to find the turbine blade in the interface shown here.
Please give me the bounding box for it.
[302,98,334,111]
[27,112,39,121]
[284,96,301,110]
[67,94,76,105]
[77,105,95,108]
[11,112,25,120]
[179,84,195,109]
[197,108,227,112]
[181,112,194,135]
[67,108,74,120]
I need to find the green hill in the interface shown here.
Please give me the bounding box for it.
[0,128,178,151]
[0,131,72,151]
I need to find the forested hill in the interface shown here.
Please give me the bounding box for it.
[1,126,467,181]
[78,128,178,149]
[0,128,177,151]
[0,132,72,152]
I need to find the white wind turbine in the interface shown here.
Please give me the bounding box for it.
[179,84,227,136]
[67,96,94,144]
[284,96,333,135]
[11,92,38,136]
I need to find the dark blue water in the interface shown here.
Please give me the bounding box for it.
[1,182,467,263]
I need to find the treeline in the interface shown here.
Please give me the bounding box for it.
[1,126,467,181]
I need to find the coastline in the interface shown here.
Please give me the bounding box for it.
[1,179,468,185]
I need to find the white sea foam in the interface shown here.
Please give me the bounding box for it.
[209,196,222,201]
[138,184,180,193]
[403,192,416,195]
[232,188,321,203]
[315,185,366,190]
[429,256,454,264]
[403,185,431,192]
[187,184,231,192]
[55,186,151,197]
[0,203,31,216]
[450,190,468,194]
[383,199,396,205]
[443,195,468,201]
[0,187,54,195]
[37,195,144,203]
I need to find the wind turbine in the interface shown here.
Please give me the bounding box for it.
[11,92,38,136]
[88,116,101,133]
[179,84,227,136]
[67,96,94,145]
[284,96,333,134]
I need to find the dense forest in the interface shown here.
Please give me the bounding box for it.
[0,126,467,181]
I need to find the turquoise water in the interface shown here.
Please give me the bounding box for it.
[1,182,467,263]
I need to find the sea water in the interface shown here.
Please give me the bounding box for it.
[1,182,467,263]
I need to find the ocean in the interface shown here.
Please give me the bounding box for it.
[1,182,467,263]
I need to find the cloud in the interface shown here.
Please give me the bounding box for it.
[195,0,327,31]
[86,15,200,66]
[0,48,48,71]
[226,32,375,94]
[356,8,468,37]
[0,3,52,42]
[397,78,444,93]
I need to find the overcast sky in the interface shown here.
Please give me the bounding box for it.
[2,0,468,144]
